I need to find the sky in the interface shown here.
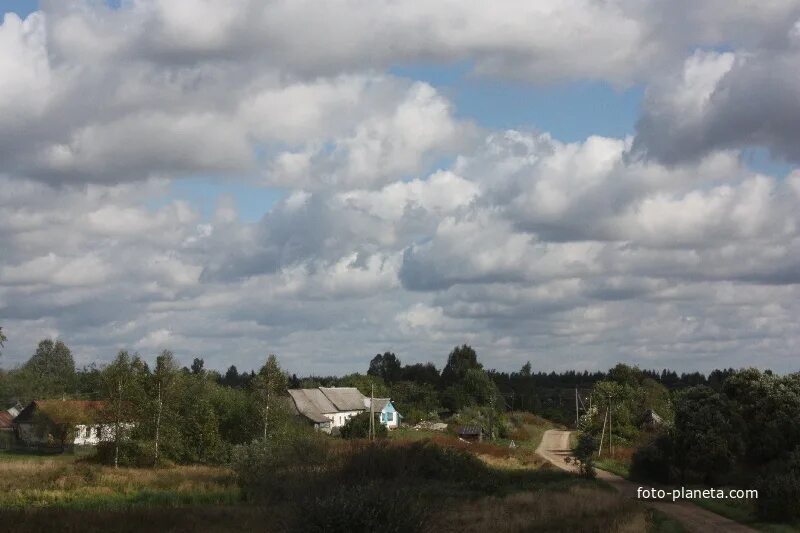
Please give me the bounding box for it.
[1,1,800,375]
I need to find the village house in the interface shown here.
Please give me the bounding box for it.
[364,397,401,429]
[14,400,126,448]
[288,387,402,433]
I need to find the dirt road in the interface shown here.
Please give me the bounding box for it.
[536,430,756,533]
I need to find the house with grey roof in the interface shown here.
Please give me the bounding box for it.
[288,387,401,433]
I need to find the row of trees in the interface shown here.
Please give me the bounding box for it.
[576,365,800,522]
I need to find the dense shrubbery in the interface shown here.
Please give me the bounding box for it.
[755,446,800,522]
[574,432,597,478]
[339,412,388,440]
[629,432,675,483]
[296,482,424,533]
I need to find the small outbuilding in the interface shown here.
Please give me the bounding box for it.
[457,425,484,442]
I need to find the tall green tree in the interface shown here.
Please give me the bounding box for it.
[367,352,402,384]
[152,350,179,465]
[440,344,481,389]
[252,354,288,440]
[0,326,6,355]
[101,350,146,468]
[23,339,76,398]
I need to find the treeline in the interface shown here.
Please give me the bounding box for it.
[577,365,800,523]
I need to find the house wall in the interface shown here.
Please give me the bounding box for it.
[17,422,131,446]
[325,410,363,428]
[380,403,400,429]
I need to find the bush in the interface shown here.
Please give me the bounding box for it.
[630,432,676,483]
[232,424,331,502]
[338,441,489,486]
[340,412,388,440]
[94,440,155,467]
[755,446,800,522]
[295,481,424,533]
[574,433,597,478]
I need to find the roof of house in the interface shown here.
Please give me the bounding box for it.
[0,411,14,430]
[363,398,390,412]
[457,425,483,436]
[318,387,366,411]
[14,400,111,425]
[288,389,337,423]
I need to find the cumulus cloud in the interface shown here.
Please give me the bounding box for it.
[2,1,800,374]
[635,30,800,164]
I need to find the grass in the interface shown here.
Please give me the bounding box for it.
[595,457,632,478]
[693,497,800,533]
[425,485,649,533]
[0,451,238,510]
[647,509,688,533]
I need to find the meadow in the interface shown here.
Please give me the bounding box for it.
[0,415,676,533]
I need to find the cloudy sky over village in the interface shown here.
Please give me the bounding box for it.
[1,0,800,374]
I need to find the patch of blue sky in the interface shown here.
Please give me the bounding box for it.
[5,0,122,18]
[390,61,644,143]
[4,0,38,18]
[148,177,286,223]
[740,147,796,178]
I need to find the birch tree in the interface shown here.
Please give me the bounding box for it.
[252,354,287,440]
[152,350,178,466]
[102,350,145,468]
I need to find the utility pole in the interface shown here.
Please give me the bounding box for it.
[608,394,613,458]
[369,384,374,441]
[598,406,608,456]
[575,388,579,428]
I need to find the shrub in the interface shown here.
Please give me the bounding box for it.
[630,432,676,483]
[340,412,388,440]
[94,440,155,467]
[755,446,800,522]
[295,481,424,533]
[574,433,597,478]
[337,440,489,487]
[232,424,331,502]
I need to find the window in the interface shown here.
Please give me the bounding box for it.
[386,412,393,422]
[85,427,91,438]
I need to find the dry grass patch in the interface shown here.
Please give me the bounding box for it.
[426,486,648,533]
[0,455,238,509]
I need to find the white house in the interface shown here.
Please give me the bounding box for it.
[14,400,127,447]
[364,398,401,429]
[288,387,402,433]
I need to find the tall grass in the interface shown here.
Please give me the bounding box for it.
[0,455,237,509]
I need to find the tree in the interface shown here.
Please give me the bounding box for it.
[23,339,76,397]
[400,362,440,386]
[0,326,6,355]
[340,411,387,440]
[190,358,205,375]
[152,350,179,465]
[101,350,146,468]
[252,354,288,440]
[673,386,743,483]
[520,361,532,378]
[367,352,402,384]
[574,432,598,478]
[440,345,481,389]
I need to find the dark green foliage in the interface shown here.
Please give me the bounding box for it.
[755,446,800,522]
[630,432,676,483]
[21,339,77,398]
[574,432,597,478]
[367,352,402,384]
[340,411,388,440]
[672,386,743,483]
[440,344,481,389]
[296,482,424,533]
[232,423,331,502]
[95,440,155,467]
[722,369,800,465]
